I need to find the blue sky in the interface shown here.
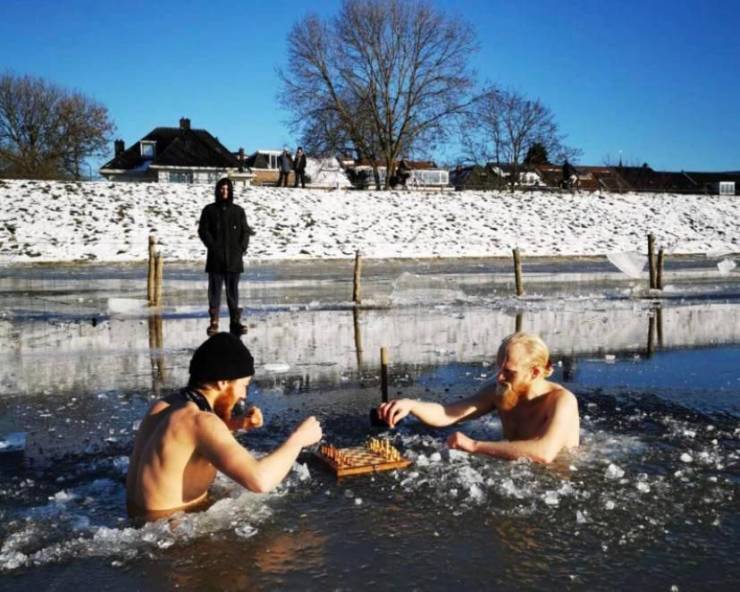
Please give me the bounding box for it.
[1,0,738,171]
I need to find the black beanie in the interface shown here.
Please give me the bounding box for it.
[189,333,255,383]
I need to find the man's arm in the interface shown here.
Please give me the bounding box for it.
[378,383,499,428]
[196,414,321,493]
[239,209,249,254]
[448,390,578,464]
[198,208,216,250]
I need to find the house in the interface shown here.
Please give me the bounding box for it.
[244,149,285,185]
[99,118,253,186]
[347,160,449,189]
[682,171,740,195]
[449,164,506,191]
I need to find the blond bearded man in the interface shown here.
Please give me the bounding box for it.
[127,333,322,520]
[377,332,579,464]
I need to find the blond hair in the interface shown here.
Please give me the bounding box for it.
[497,332,554,377]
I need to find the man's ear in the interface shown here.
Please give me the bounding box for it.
[216,380,230,391]
[530,365,541,380]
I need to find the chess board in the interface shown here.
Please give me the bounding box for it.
[316,439,412,477]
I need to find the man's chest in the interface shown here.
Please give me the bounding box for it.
[500,400,551,440]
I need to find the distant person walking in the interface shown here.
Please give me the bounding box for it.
[562,159,579,190]
[293,147,307,188]
[198,178,252,336]
[277,148,293,187]
[397,159,411,188]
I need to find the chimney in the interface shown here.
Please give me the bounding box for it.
[179,117,191,130]
[238,147,245,172]
[114,139,125,156]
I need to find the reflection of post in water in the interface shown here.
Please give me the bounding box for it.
[562,356,575,382]
[646,310,656,357]
[352,307,363,371]
[148,313,165,395]
[515,311,523,333]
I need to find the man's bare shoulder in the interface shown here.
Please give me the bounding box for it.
[547,383,579,413]
[192,411,232,441]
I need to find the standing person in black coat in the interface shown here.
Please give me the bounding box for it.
[198,178,252,336]
[276,148,293,187]
[293,147,307,188]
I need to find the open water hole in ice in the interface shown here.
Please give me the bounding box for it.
[0,344,738,591]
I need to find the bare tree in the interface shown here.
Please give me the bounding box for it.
[279,0,478,188]
[0,73,115,179]
[461,86,580,187]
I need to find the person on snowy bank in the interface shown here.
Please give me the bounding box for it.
[293,147,307,188]
[277,148,293,187]
[377,332,579,464]
[198,177,253,335]
[126,333,322,521]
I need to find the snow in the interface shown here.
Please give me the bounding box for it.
[0,179,737,263]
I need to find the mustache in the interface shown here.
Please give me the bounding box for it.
[496,381,513,396]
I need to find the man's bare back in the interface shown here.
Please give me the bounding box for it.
[126,394,219,515]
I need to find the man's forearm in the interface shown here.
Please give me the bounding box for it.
[409,400,462,427]
[251,436,304,492]
[470,439,553,464]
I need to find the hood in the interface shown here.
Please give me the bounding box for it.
[214,178,234,204]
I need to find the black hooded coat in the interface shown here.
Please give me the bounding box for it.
[198,180,251,273]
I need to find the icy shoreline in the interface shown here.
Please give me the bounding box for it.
[0,179,737,263]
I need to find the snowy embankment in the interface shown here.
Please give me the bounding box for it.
[0,179,737,263]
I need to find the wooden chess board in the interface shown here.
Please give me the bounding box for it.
[316,438,412,477]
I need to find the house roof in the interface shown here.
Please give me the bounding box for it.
[101,126,240,171]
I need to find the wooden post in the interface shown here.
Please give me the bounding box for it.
[380,347,389,403]
[513,248,524,296]
[353,307,363,371]
[147,235,156,305]
[353,250,362,305]
[647,313,656,357]
[647,234,656,290]
[656,306,664,349]
[515,311,523,333]
[656,248,664,290]
[154,254,164,306]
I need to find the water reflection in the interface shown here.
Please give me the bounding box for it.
[148,313,165,397]
[1,301,739,396]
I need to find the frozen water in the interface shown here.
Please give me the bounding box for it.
[607,252,646,279]
[605,463,626,479]
[717,258,736,275]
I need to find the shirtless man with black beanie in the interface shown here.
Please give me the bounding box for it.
[126,333,322,520]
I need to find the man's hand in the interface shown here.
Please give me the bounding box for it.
[291,416,322,448]
[226,406,263,432]
[244,406,263,429]
[447,431,477,453]
[376,399,415,428]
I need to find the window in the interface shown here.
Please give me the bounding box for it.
[169,171,193,183]
[140,141,156,159]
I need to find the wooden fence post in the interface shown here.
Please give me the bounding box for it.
[648,234,657,290]
[154,253,164,306]
[513,248,524,296]
[380,347,389,403]
[353,250,362,305]
[656,248,664,290]
[147,235,156,305]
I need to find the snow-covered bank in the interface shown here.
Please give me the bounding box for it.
[0,179,737,263]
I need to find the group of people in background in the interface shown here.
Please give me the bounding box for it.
[277,147,307,188]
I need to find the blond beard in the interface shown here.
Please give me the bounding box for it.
[495,381,520,411]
